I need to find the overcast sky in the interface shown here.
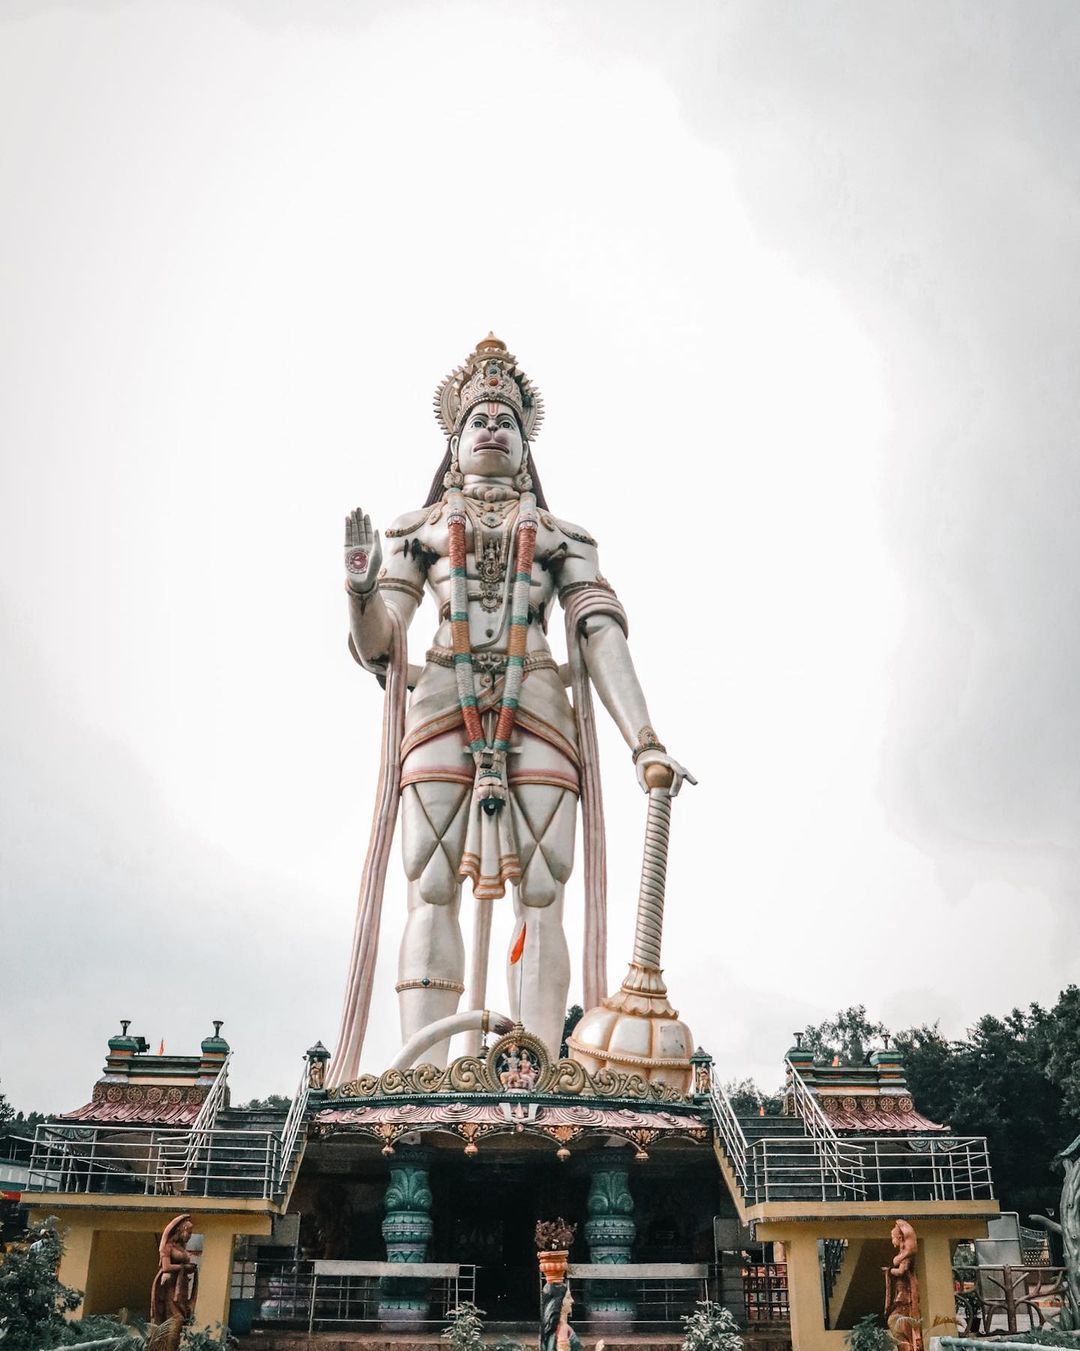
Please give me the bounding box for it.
[2,1,1078,1113]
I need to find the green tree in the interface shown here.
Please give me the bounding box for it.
[560,1005,583,1059]
[896,1007,1075,1218]
[722,1078,783,1116]
[0,1079,46,1144]
[801,1006,888,1065]
[1036,985,1080,1121]
[0,1217,81,1350]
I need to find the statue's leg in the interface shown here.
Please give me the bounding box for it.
[398,777,470,1066]
[508,782,578,1056]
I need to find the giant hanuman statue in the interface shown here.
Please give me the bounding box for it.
[329,336,693,1087]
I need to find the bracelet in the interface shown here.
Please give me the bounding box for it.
[395,977,465,995]
[631,726,667,764]
[344,578,378,600]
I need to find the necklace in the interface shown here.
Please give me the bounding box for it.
[446,488,538,813]
[464,497,516,613]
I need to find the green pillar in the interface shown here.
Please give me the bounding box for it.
[379,1148,433,1329]
[584,1160,636,1325]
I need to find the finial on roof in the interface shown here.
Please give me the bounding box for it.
[120,1019,131,1036]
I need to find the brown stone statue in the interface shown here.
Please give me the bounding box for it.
[149,1214,199,1351]
[884,1218,923,1351]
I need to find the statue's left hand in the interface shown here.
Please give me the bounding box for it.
[635,750,697,796]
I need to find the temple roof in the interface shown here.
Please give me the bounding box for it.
[61,1093,203,1127]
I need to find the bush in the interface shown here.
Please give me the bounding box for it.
[0,1217,82,1350]
[843,1313,894,1351]
[680,1300,743,1351]
[63,1312,144,1345]
[443,1302,485,1351]
[179,1325,237,1351]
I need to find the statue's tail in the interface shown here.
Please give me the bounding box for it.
[328,608,408,1088]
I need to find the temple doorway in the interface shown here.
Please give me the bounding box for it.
[430,1150,589,1323]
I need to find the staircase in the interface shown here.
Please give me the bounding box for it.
[211,1103,310,1205]
[739,1113,847,1203]
[183,1107,286,1200]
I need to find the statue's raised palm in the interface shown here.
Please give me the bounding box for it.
[344,507,382,592]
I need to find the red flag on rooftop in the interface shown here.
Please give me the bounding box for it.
[509,922,527,965]
[157,1039,165,1055]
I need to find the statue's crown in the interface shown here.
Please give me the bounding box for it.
[434,333,544,441]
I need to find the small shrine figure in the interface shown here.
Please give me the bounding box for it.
[884,1218,922,1351]
[149,1214,199,1351]
[497,1041,540,1090]
[516,1045,540,1089]
[498,1042,522,1088]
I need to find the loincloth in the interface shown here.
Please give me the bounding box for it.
[400,658,580,899]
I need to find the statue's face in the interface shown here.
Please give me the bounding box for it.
[456,401,525,478]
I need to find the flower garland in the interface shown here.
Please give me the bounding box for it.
[446,487,538,813]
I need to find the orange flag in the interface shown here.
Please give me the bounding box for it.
[509,922,527,965]
[157,1039,165,1055]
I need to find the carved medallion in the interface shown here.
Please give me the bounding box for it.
[490,1029,548,1093]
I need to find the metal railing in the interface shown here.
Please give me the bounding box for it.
[189,1052,232,1135]
[568,1262,711,1328]
[276,1061,311,1196]
[710,1080,750,1195]
[784,1057,866,1199]
[251,1258,477,1328]
[177,1052,232,1192]
[744,1133,993,1205]
[854,1133,993,1201]
[821,1237,848,1308]
[27,1123,281,1199]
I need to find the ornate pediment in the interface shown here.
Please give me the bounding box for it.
[328,1029,689,1105]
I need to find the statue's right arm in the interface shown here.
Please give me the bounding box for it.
[344,506,425,672]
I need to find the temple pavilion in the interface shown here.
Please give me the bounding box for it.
[21,1021,998,1351]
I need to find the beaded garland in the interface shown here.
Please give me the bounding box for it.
[446,487,538,812]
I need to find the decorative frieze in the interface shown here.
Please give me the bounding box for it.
[329,1029,689,1105]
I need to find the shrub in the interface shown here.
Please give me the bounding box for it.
[443,1302,485,1351]
[680,1300,743,1351]
[0,1217,82,1350]
[843,1313,894,1351]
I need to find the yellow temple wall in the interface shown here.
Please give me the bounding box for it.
[28,1200,273,1332]
[83,1231,159,1317]
[755,1214,991,1351]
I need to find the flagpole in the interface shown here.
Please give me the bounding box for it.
[464,897,494,1056]
[509,916,527,1027]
